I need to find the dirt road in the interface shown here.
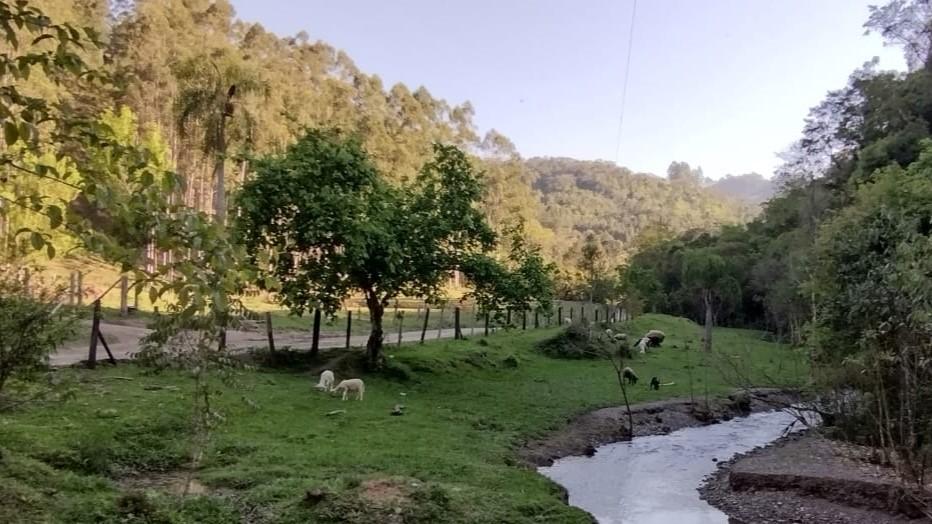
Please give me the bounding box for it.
[51,322,465,366]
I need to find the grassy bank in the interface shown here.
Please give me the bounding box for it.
[0,314,806,523]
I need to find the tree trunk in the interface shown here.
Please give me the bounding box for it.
[212,116,227,224]
[365,291,385,367]
[703,289,713,353]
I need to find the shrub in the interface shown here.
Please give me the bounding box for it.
[0,266,78,405]
[535,324,612,359]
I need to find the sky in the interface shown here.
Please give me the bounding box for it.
[229,0,907,180]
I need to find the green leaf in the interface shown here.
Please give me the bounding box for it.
[30,231,44,250]
[3,120,18,145]
[46,242,56,259]
[46,205,63,229]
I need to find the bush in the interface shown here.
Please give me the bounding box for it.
[0,266,78,406]
[535,324,612,359]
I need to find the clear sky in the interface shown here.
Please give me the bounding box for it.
[229,0,906,179]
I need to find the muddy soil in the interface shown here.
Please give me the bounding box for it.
[518,388,798,467]
[700,432,930,524]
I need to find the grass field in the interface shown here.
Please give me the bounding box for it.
[0,314,807,523]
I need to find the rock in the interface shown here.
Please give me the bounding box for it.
[95,408,118,419]
[654,415,663,423]
[584,444,597,457]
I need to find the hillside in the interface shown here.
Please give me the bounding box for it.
[707,173,776,206]
[527,157,755,266]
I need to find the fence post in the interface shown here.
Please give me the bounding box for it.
[311,309,322,357]
[88,299,101,369]
[436,307,445,339]
[345,310,352,349]
[522,310,527,330]
[506,309,511,326]
[265,311,275,354]
[570,307,574,322]
[534,309,539,329]
[595,309,600,322]
[133,281,140,311]
[454,307,462,340]
[420,307,430,344]
[484,311,490,337]
[558,306,563,324]
[119,275,129,316]
[397,311,404,347]
[76,272,83,306]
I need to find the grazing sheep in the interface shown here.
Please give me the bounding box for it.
[649,377,660,390]
[315,370,335,391]
[636,337,649,353]
[622,366,638,385]
[333,378,365,401]
[563,317,572,324]
[644,330,665,347]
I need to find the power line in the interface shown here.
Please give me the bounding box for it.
[614,0,638,165]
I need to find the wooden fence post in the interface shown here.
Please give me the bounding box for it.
[484,311,490,337]
[595,309,600,322]
[436,307,445,339]
[265,311,275,354]
[76,271,83,306]
[420,307,430,344]
[311,309,322,357]
[534,309,539,329]
[558,306,563,324]
[345,310,352,349]
[569,307,574,322]
[454,307,462,340]
[88,299,101,369]
[68,272,76,306]
[506,309,512,326]
[397,311,404,347]
[522,310,527,330]
[119,275,129,316]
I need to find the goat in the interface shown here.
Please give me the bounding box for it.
[333,378,365,401]
[622,366,638,385]
[315,370,335,391]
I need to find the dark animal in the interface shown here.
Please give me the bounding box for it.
[622,366,638,385]
[649,377,660,390]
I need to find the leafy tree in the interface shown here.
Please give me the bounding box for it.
[680,248,740,352]
[578,233,605,303]
[464,222,556,324]
[866,0,932,71]
[236,130,496,365]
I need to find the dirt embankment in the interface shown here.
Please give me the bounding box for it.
[700,432,932,524]
[517,388,797,467]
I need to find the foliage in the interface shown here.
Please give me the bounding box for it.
[535,323,612,359]
[810,147,932,480]
[464,221,556,325]
[236,130,497,364]
[0,263,76,402]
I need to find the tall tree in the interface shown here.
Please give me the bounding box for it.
[681,248,740,352]
[578,233,605,303]
[175,51,264,223]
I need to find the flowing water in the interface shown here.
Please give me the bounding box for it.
[539,410,805,524]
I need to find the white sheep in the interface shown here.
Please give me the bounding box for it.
[333,378,365,401]
[636,337,649,354]
[563,317,572,324]
[315,370,335,391]
[622,366,639,385]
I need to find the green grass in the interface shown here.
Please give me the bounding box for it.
[0,314,806,523]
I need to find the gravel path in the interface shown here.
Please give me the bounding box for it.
[51,321,462,366]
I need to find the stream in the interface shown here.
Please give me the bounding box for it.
[539,410,805,524]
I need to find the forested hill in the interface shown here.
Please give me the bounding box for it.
[527,158,755,267]
[707,173,775,206]
[7,0,755,276]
